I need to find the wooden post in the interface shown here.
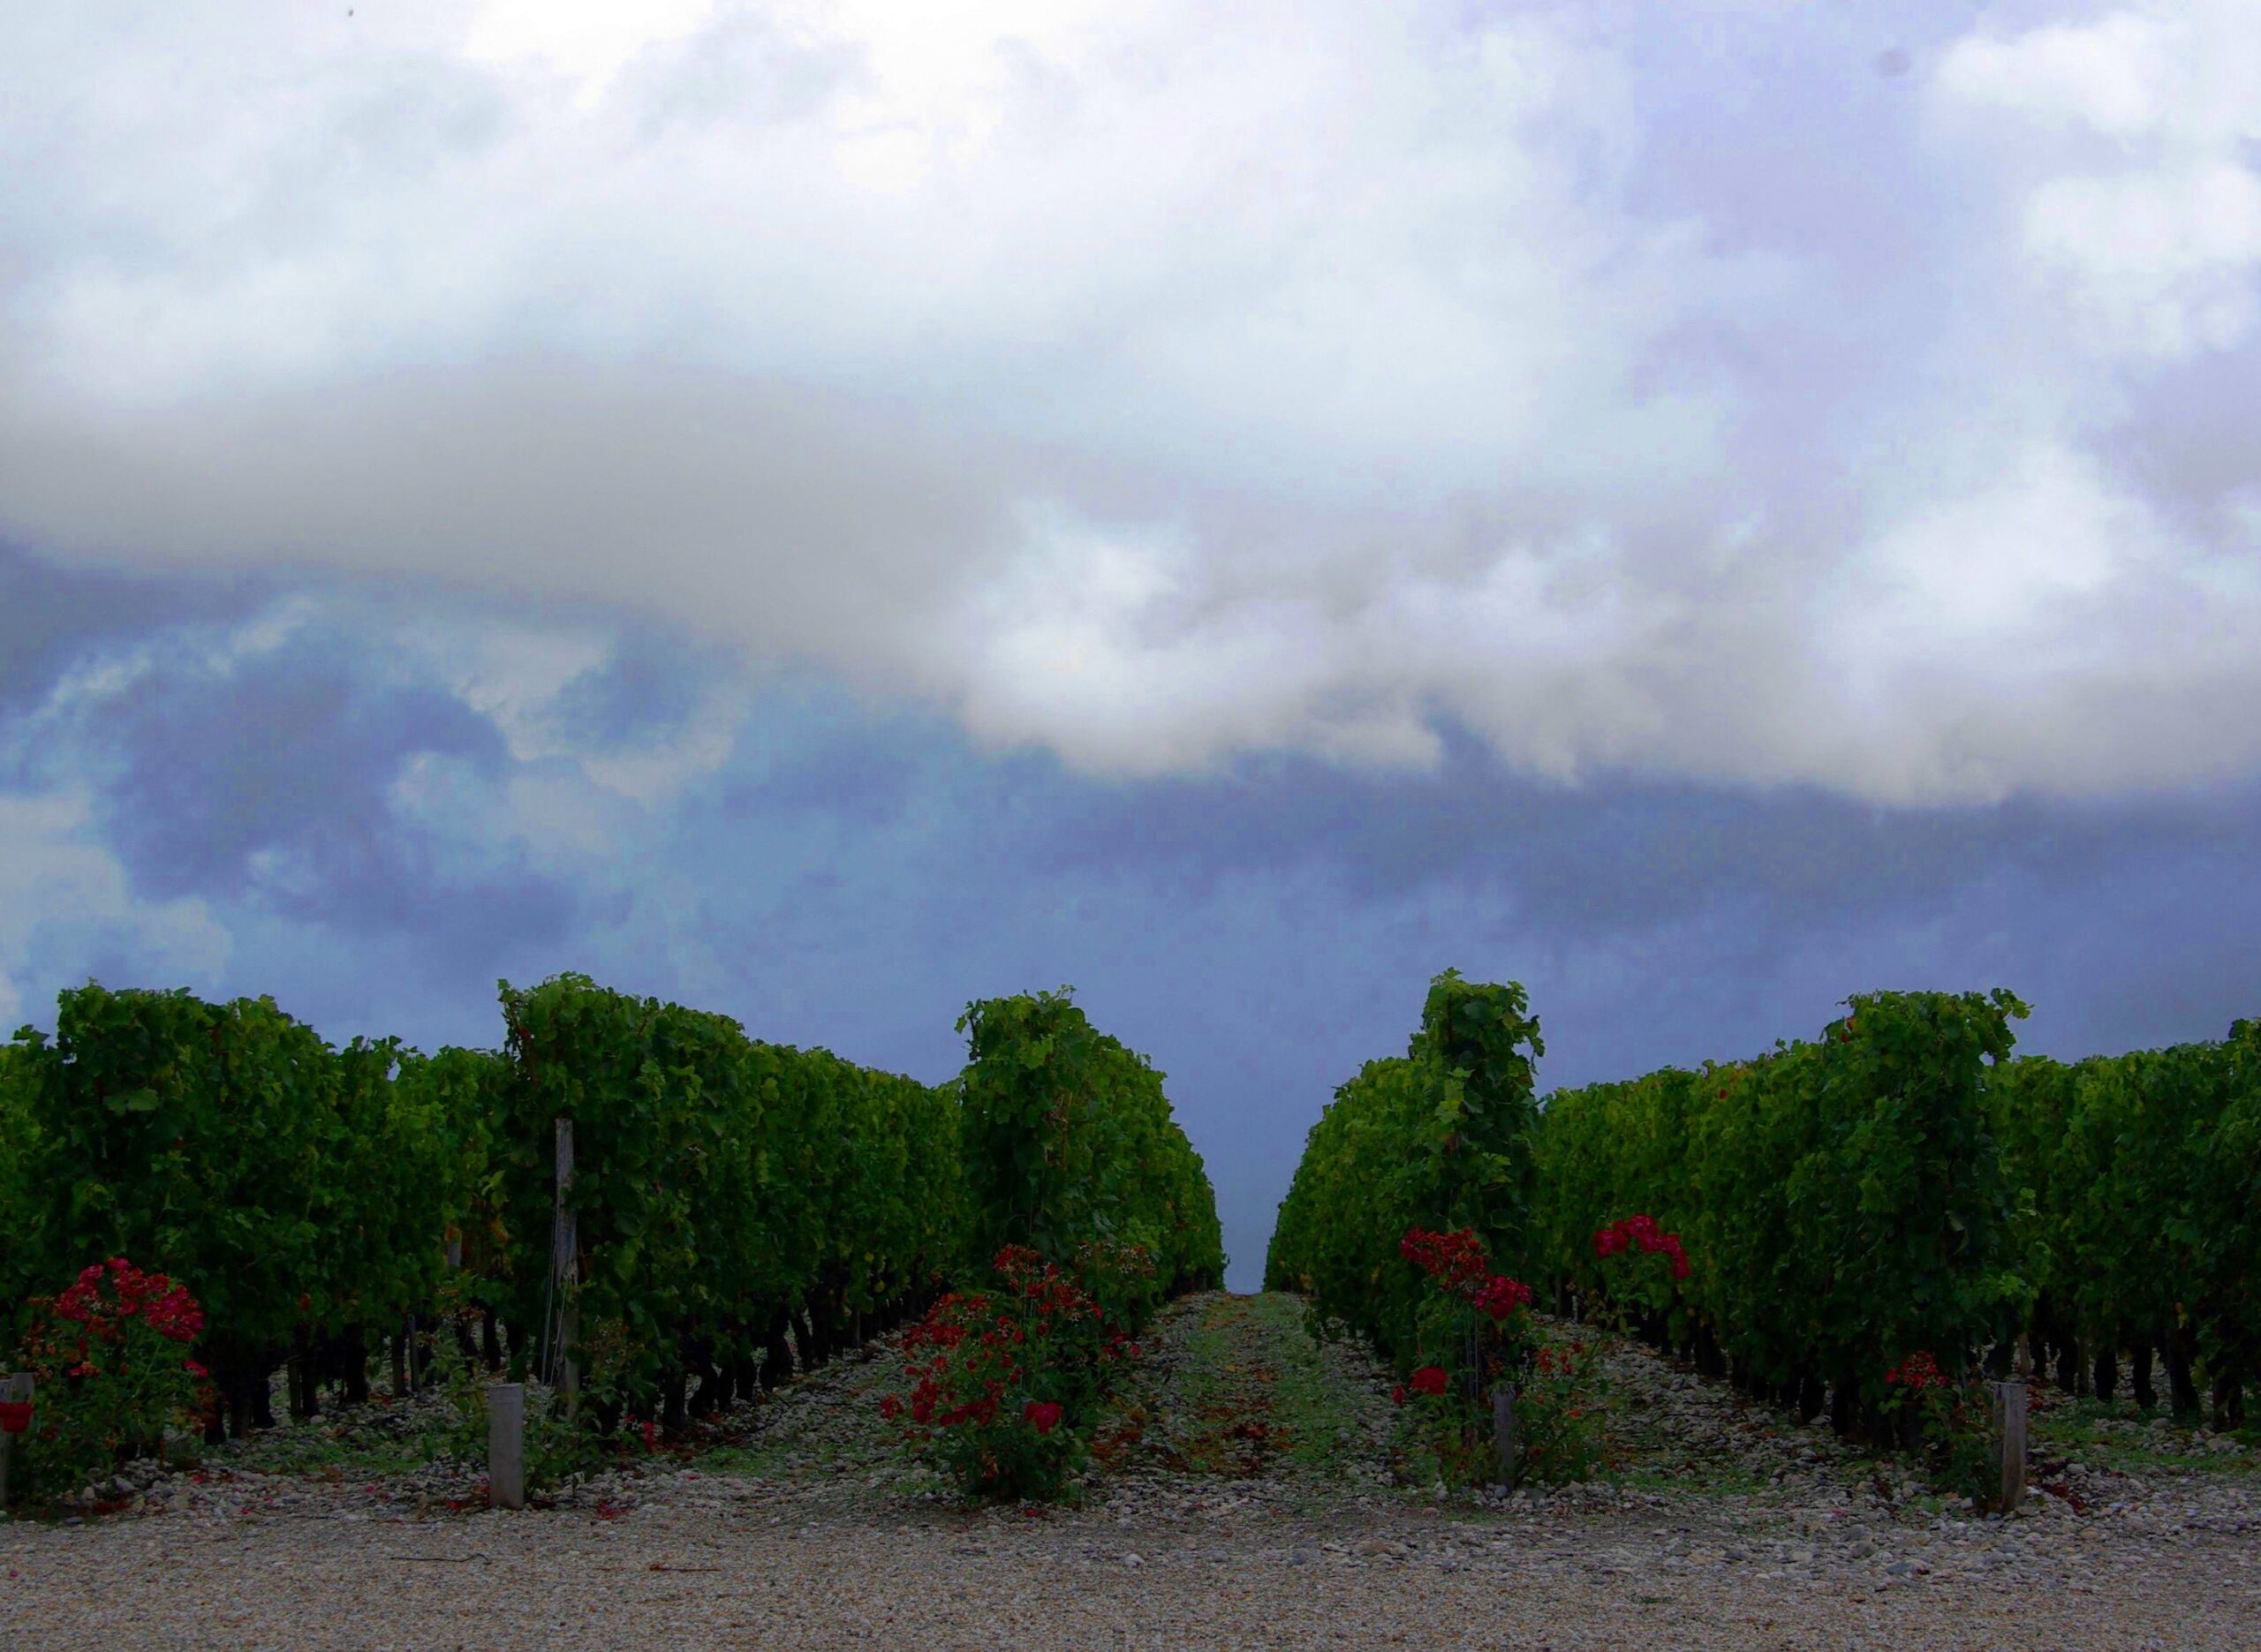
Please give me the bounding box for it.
[488,1383,526,1510]
[0,1373,34,1515]
[1492,1382,1517,1488]
[553,1118,578,1415]
[1992,1380,2027,1512]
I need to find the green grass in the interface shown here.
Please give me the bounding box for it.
[1256,1300,1375,1474]
[185,1384,486,1490]
[2026,1401,2261,1477]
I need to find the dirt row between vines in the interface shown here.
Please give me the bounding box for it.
[4,1292,2257,1649]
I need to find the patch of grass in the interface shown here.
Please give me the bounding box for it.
[1662,1462,1774,1498]
[1086,1290,1393,1493]
[2030,1400,2261,1476]
[688,1441,784,1478]
[223,1429,438,1482]
[1246,1293,1375,1477]
[207,1392,468,1483]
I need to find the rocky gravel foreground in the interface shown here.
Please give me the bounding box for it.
[4,1293,2257,1649]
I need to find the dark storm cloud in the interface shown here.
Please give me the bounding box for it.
[736,740,926,827]
[95,652,501,904]
[20,622,575,964]
[0,539,271,719]
[1005,715,2261,944]
[546,626,720,750]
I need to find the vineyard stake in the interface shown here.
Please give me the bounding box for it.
[1492,1382,1517,1488]
[488,1384,526,1510]
[553,1118,579,1416]
[1992,1380,2027,1512]
[0,1373,32,1514]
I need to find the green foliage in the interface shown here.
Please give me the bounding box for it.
[1511,1334,1609,1485]
[0,1037,38,1351]
[954,986,1223,1317]
[489,972,965,1419]
[1264,970,1544,1364]
[423,1273,592,1496]
[1879,1358,2001,1508]
[3,967,1216,1476]
[3,984,479,1378]
[1529,990,2033,1409]
[1993,1018,2261,1411]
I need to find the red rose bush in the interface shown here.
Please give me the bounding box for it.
[1391,1227,1553,1486]
[877,1245,1141,1502]
[1588,1213,1691,1341]
[1880,1347,2000,1506]
[8,1258,214,1509]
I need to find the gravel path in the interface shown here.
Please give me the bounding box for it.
[4,1293,2257,1649]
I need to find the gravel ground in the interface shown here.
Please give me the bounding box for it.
[4,1294,2257,1649]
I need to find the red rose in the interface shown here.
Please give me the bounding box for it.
[1409,1366,1448,1398]
[1025,1399,1062,1436]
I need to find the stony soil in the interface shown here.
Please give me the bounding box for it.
[4,1294,2257,1648]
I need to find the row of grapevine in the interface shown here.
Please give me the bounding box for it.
[1274,969,2259,1439]
[957,987,1224,1324]
[870,988,1225,1501]
[2,972,1222,1445]
[1988,1022,2261,1424]
[484,972,970,1428]
[0,985,477,1435]
[1528,989,2035,1436]
[1262,970,1545,1362]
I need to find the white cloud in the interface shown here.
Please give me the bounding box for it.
[1932,11,2179,138]
[0,1,2257,808]
[2021,164,2261,358]
[461,0,723,94]
[1932,2,2261,363]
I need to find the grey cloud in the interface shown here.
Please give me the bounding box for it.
[49,625,581,958]
[545,626,724,751]
[0,361,1017,686]
[0,540,271,720]
[1005,716,2261,943]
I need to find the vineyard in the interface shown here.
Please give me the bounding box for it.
[0,973,1221,1506]
[1268,971,2261,1497]
[4,966,2259,1515]
[4,969,2260,1646]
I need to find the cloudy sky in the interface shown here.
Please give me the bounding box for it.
[4,0,2257,1286]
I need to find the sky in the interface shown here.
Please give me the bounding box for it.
[3,0,2257,1288]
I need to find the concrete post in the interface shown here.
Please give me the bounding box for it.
[1993,1380,2027,1512]
[1492,1382,1517,1488]
[488,1383,526,1511]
